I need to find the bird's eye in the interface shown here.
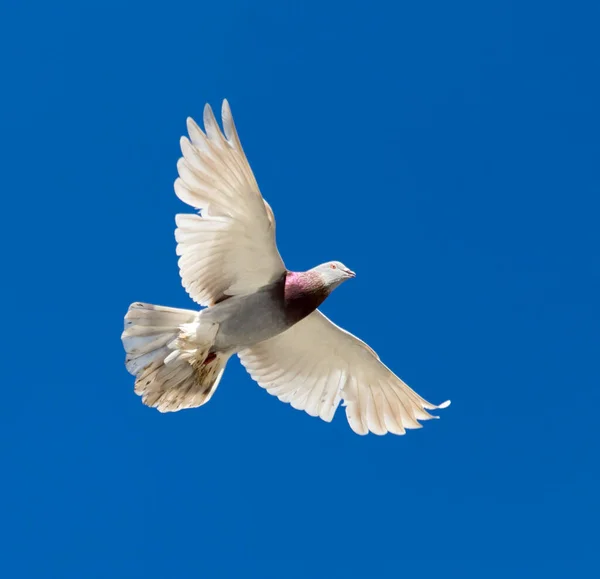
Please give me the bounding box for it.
[330,264,337,269]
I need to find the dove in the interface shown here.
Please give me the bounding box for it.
[121,100,450,435]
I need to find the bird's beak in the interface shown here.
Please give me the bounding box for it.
[345,268,356,278]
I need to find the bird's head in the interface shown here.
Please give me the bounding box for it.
[311,261,356,291]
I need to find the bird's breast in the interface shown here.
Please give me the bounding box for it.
[283,272,330,325]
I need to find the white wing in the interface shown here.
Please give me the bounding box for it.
[174,100,285,306]
[239,311,451,435]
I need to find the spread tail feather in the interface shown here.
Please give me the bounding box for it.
[122,302,230,412]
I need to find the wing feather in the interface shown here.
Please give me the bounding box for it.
[174,100,285,306]
[239,311,450,435]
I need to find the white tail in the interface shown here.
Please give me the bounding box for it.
[121,302,230,412]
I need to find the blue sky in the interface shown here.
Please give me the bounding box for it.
[2,0,599,577]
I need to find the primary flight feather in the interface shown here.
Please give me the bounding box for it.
[122,100,450,435]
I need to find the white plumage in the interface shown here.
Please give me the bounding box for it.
[122,100,450,434]
[240,310,450,435]
[174,102,285,306]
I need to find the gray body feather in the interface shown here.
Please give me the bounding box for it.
[203,276,291,352]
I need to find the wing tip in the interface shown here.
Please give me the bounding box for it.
[438,399,451,409]
[186,116,202,135]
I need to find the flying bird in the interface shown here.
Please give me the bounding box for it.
[122,100,450,435]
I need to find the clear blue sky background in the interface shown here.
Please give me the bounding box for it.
[2,1,599,577]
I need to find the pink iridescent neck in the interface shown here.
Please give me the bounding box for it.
[284,270,330,323]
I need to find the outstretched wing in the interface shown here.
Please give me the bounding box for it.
[238,311,450,435]
[174,100,285,306]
